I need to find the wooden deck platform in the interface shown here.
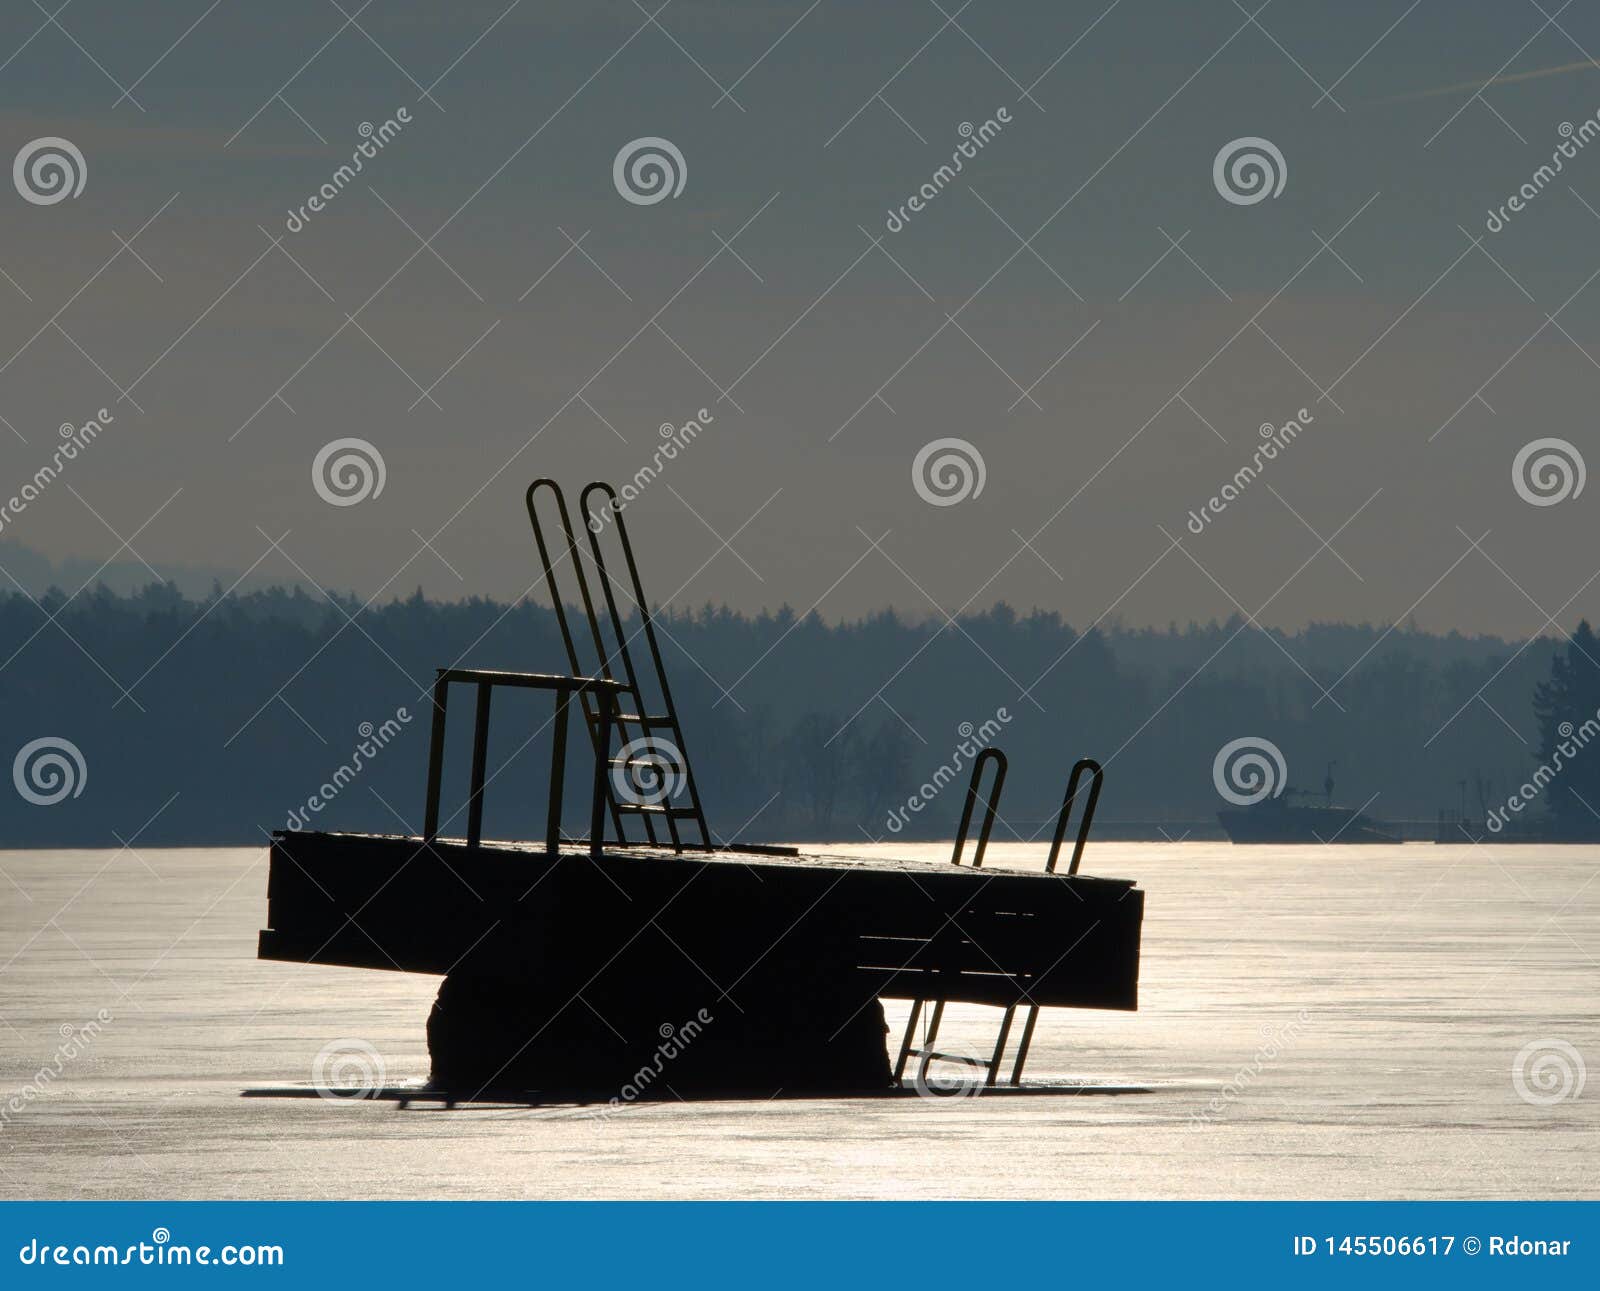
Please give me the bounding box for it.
[258,831,1143,1011]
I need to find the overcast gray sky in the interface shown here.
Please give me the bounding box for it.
[2,0,1599,635]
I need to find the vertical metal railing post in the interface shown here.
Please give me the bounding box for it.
[546,686,569,856]
[466,683,492,847]
[423,673,450,843]
[590,691,613,860]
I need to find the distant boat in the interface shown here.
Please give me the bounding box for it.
[1218,787,1398,844]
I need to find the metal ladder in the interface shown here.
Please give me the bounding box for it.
[525,479,713,852]
[894,753,1105,1088]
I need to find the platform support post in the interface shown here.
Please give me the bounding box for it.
[1009,1006,1042,1086]
[987,1005,1017,1088]
[892,998,923,1081]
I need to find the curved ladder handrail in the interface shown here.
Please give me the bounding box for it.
[898,753,1109,1089]
[950,747,1007,869]
[1003,758,1107,1085]
[579,482,677,733]
[524,480,609,680]
[894,747,1010,1087]
[578,481,712,851]
[1045,757,1103,876]
[525,479,642,846]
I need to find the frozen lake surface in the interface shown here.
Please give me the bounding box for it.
[0,841,1594,1199]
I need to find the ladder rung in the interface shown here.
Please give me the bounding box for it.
[586,711,676,727]
[616,803,698,817]
[905,1048,995,1068]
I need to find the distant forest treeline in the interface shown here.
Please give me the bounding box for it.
[0,580,1580,846]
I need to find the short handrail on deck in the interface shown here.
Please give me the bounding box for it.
[422,668,626,857]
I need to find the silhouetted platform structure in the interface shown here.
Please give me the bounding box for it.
[259,831,1142,1011]
[258,479,1143,1094]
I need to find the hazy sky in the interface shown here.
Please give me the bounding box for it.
[3,0,1600,635]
